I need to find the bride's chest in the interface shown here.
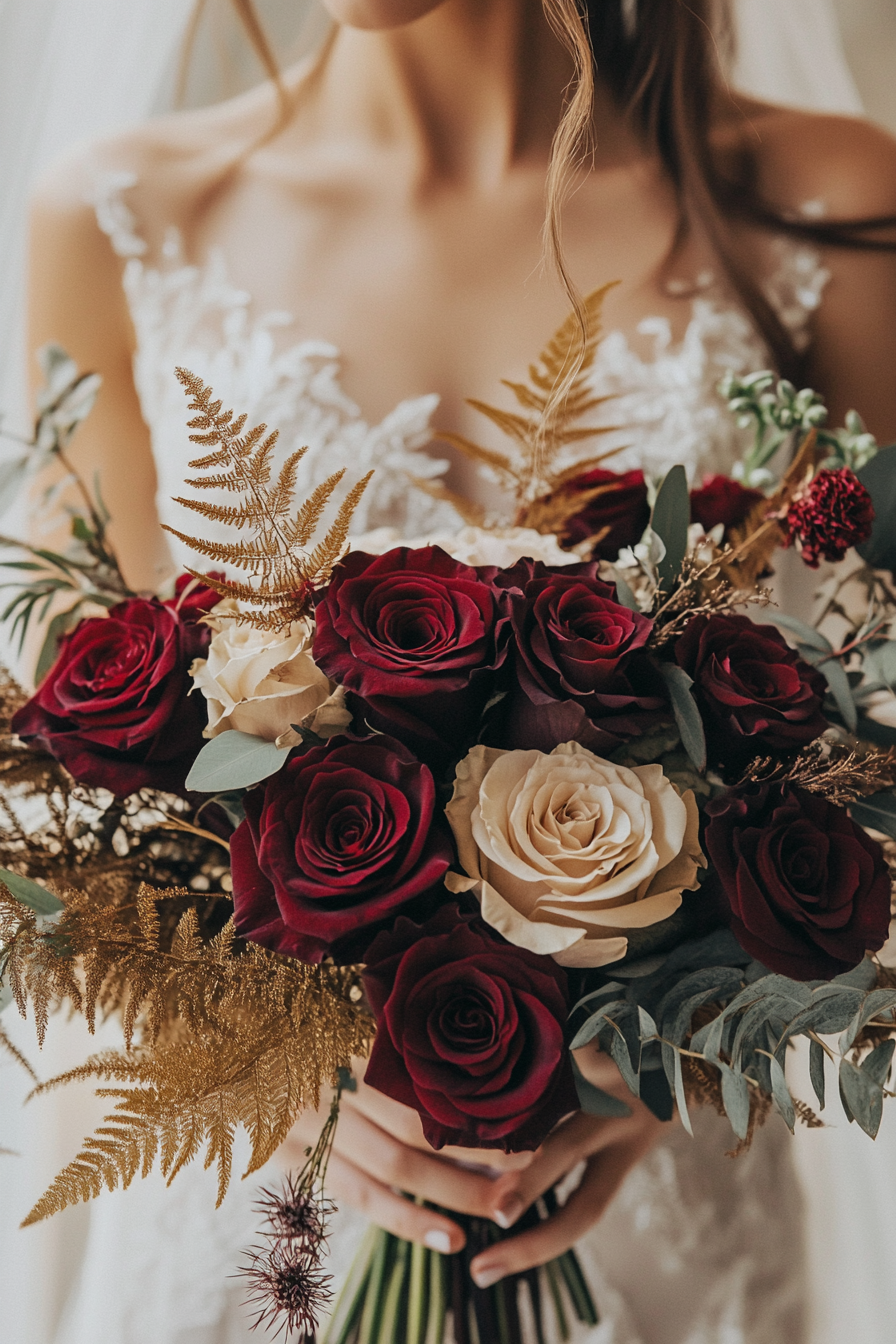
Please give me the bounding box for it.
[172,157,728,431]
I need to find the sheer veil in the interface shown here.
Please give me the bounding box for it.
[0,3,884,1344]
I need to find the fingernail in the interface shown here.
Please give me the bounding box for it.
[492,1195,525,1230]
[472,1264,505,1290]
[424,1229,453,1254]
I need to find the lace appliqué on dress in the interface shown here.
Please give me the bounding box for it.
[90,173,830,575]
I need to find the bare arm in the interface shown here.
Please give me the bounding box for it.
[27,153,170,594]
[747,109,896,441]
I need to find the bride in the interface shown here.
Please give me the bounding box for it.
[18,1,896,1341]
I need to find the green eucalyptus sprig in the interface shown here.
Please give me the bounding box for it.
[720,370,879,488]
[0,345,134,678]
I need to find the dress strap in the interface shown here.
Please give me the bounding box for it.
[89,170,147,259]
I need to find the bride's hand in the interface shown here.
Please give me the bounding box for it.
[278,1047,668,1287]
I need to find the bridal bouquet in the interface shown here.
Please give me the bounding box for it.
[5,291,896,1344]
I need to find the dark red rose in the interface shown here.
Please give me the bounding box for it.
[559,467,650,560]
[12,599,208,795]
[784,467,875,568]
[165,572,225,622]
[674,613,828,774]
[704,781,891,979]
[231,735,452,964]
[496,559,667,753]
[313,547,510,759]
[363,906,579,1152]
[689,475,764,535]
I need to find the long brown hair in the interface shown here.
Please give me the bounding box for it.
[218,0,896,381]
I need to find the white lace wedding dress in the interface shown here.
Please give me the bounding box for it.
[51,175,830,1344]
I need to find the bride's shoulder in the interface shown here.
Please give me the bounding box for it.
[30,76,293,259]
[717,97,896,219]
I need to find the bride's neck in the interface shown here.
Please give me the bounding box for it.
[311,0,581,185]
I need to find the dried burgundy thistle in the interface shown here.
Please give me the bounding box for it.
[783,467,875,567]
[254,1176,335,1249]
[241,1242,333,1341]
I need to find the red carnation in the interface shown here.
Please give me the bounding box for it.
[784,468,874,568]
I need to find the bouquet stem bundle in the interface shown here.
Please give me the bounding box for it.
[323,1193,597,1344]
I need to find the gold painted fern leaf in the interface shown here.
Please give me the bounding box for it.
[5,883,371,1223]
[434,283,625,514]
[165,369,373,628]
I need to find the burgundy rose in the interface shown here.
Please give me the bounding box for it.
[689,475,764,535]
[231,735,452,964]
[496,560,667,753]
[12,598,208,795]
[363,906,579,1152]
[705,781,891,979]
[313,547,509,759]
[674,613,828,774]
[784,467,875,568]
[165,572,225,622]
[560,467,650,560]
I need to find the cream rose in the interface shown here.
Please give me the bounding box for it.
[445,741,705,968]
[190,599,350,743]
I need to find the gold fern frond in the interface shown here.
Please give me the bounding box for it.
[0,1021,38,1082]
[432,283,620,513]
[164,369,372,621]
[15,881,373,1224]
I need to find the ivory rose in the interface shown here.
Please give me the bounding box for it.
[445,741,704,967]
[190,599,348,742]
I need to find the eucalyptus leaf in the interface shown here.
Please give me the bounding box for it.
[768,1056,796,1132]
[668,1042,693,1137]
[0,867,63,916]
[857,444,896,573]
[839,987,896,1054]
[815,655,858,733]
[849,792,896,844]
[651,465,690,595]
[719,1063,751,1141]
[659,664,706,773]
[185,730,289,793]
[861,1038,896,1089]
[608,1023,640,1098]
[809,1038,826,1111]
[839,1058,884,1138]
[569,1000,628,1052]
[861,640,896,692]
[833,958,880,991]
[571,1056,632,1118]
[612,574,640,612]
[769,612,832,654]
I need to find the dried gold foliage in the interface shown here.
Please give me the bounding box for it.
[0,1020,38,1082]
[7,885,371,1224]
[741,741,896,805]
[647,550,772,649]
[0,683,371,1224]
[434,285,623,515]
[164,369,372,628]
[721,429,826,590]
